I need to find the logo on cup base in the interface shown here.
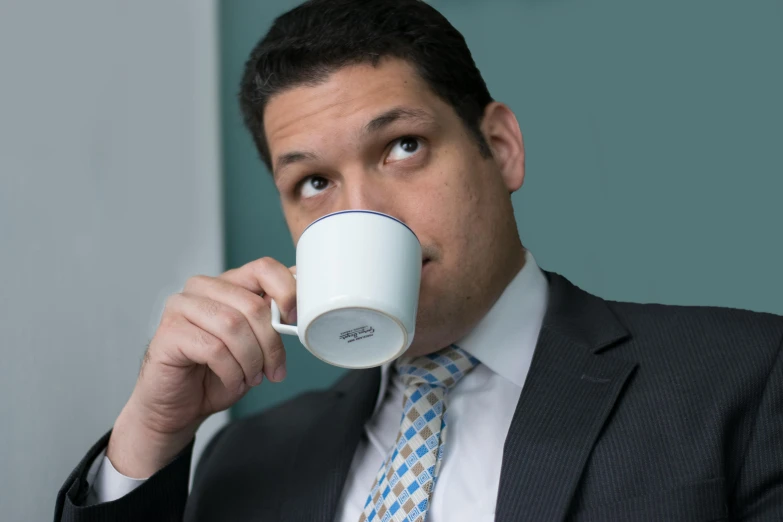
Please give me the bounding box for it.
[339,325,376,343]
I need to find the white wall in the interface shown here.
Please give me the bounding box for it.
[0,1,226,520]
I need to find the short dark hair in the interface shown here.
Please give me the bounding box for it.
[239,0,494,171]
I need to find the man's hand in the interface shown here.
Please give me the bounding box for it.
[106,258,297,478]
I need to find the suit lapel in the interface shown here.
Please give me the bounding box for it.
[279,367,381,522]
[495,272,638,521]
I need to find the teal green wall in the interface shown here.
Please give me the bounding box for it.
[221,0,783,419]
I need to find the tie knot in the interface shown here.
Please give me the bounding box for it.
[394,344,480,390]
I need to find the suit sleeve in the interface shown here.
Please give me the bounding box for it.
[53,430,194,522]
[733,333,783,520]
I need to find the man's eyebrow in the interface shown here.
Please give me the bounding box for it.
[273,150,319,177]
[364,107,437,135]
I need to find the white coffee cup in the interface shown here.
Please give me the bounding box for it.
[270,210,422,368]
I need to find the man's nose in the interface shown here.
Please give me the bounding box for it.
[334,177,397,216]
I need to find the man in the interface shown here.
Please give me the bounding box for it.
[54,0,783,520]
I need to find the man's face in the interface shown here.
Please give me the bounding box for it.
[264,58,525,355]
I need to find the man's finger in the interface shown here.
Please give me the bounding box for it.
[182,275,287,382]
[167,293,264,387]
[220,257,297,319]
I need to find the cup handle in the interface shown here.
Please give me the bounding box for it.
[270,299,298,336]
[270,273,298,336]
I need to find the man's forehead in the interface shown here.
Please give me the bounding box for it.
[265,60,432,130]
[264,60,444,168]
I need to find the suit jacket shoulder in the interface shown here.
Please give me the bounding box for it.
[602,297,783,388]
[537,274,783,520]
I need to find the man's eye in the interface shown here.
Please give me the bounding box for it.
[386,137,422,163]
[299,176,330,199]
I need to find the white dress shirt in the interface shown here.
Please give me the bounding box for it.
[87,250,549,522]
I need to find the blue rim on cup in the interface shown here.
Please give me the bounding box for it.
[301,210,419,242]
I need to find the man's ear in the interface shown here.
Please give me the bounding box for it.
[480,102,525,193]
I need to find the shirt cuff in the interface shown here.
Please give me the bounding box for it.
[84,448,150,505]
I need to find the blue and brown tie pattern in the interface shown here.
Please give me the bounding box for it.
[359,345,480,522]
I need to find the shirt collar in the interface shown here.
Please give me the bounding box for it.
[373,249,549,411]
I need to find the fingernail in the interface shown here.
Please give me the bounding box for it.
[237,382,247,395]
[287,306,297,324]
[251,372,264,387]
[274,363,287,382]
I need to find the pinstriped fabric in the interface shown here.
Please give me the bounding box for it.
[56,431,193,522]
[359,345,480,522]
[493,275,783,521]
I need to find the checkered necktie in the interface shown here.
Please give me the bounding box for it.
[359,345,480,522]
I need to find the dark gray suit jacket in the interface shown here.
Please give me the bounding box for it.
[55,272,783,521]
